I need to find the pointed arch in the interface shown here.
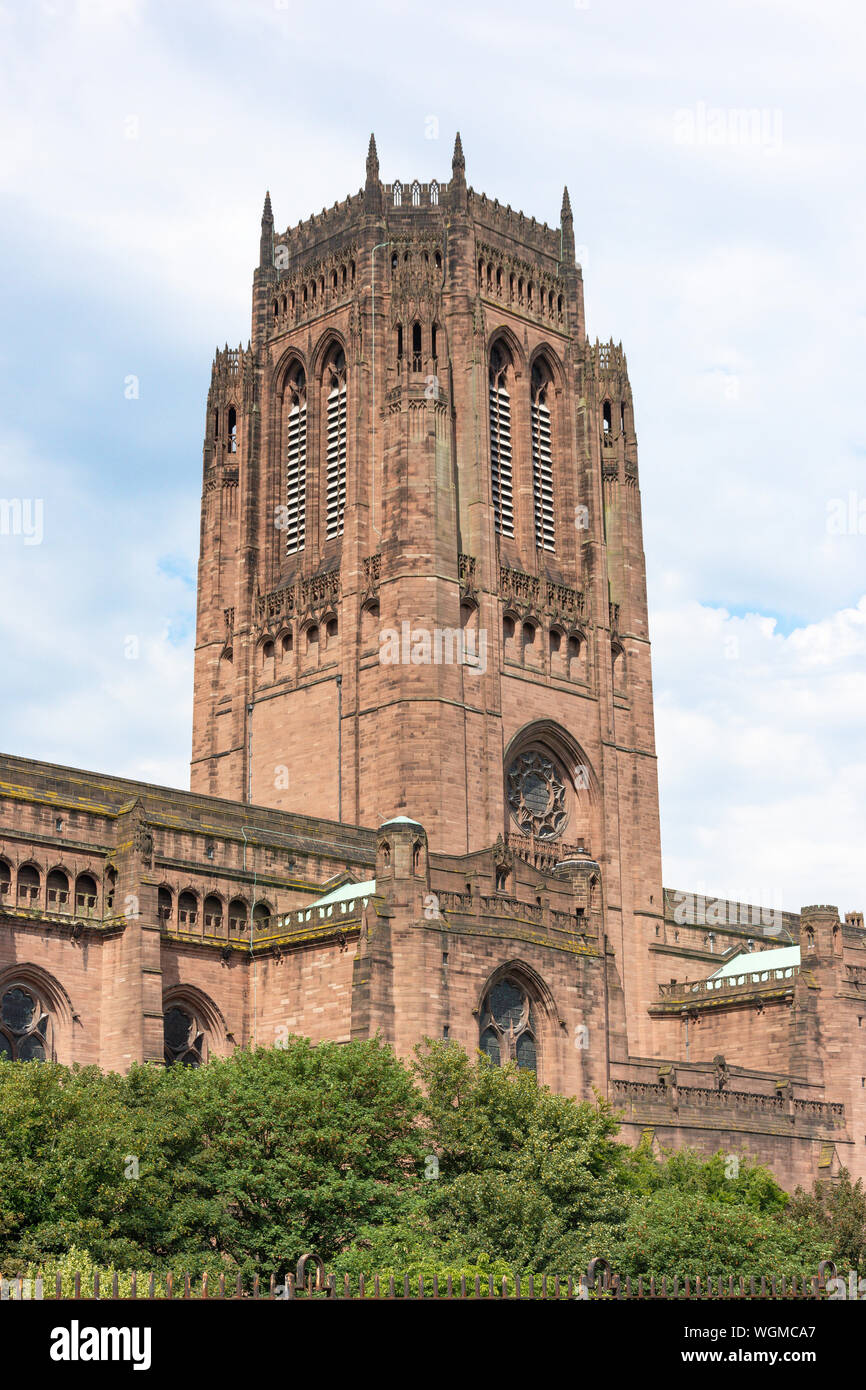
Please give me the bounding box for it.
[488,335,518,539]
[282,359,307,555]
[317,338,348,542]
[162,984,229,1066]
[530,356,556,553]
[476,960,559,1076]
[503,719,600,850]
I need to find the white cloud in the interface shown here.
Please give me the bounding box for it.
[654,596,866,910]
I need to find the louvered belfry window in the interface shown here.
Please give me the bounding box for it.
[531,361,555,552]
[325,348,347,540]
[489,344,514,538]
[285,367,307,555]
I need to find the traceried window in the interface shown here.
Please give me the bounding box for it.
[479,977,537,1072]
[507,749,568,841]
[163,1005,203,1067]
[489,343,514,538]
[285,365,307,555]
[0,986,49,1062]
[324,347,347,540]
[531,360,555,552]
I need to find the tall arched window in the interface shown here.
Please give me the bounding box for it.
[285,365,307,555]
[531,360,555,552]
[0,985,49,1061]
[228,405,237,454]
[324,347,347,540]
[479,976,537,1072]
[489,343,515,538]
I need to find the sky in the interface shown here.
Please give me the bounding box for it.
[0,0,863,913]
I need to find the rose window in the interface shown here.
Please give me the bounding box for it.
[507,751,567,840]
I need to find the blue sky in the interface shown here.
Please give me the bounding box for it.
[0,0,863,911]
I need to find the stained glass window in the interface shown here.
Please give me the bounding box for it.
[479,976,537,1073]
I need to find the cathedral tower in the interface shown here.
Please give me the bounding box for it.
[190,136,664,1041]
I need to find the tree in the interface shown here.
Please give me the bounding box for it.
[786,1170,866,1273]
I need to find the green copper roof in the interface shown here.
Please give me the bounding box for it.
[709,945,800,981]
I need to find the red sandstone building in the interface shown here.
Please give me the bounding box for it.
[1,136,862,1189]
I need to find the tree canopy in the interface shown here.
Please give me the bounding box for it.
[0,1037,849,1284]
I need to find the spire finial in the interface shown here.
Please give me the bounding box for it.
[259,190,274,269]
[452,131,465,173]
[560,184,575,265]
[366,133,379,182]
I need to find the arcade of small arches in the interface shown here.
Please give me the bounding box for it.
[502,611,587,683]
[269,256,357,332]
[251,614,340,684]
[477,255,565,326]
[394,317,442,376]
[156,886,274,937]
[0,858,113,918]
[390,178,440,208]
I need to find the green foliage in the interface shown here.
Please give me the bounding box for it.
[0,1036,422,1279]
[786,1170,866,1273]
[0,1037,850,1286]
[602,1189,827,1282]
[405,1040,625,1270]
[622,1142,790,1214]
[26,1246,139,1299]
